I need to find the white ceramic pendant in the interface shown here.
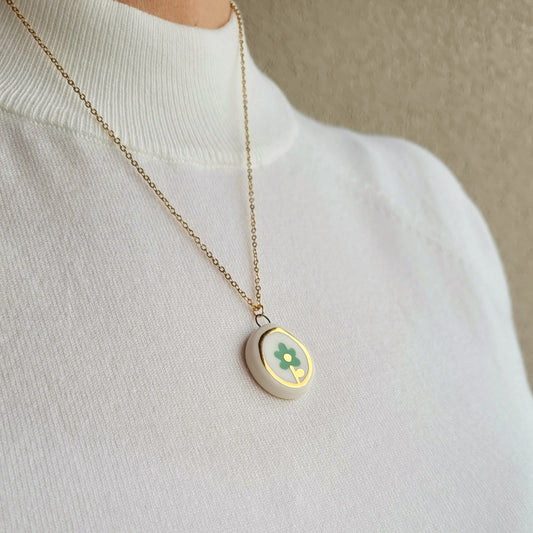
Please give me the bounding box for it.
[245,323,313,400]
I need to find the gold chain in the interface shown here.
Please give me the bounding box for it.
[5,0,265,317]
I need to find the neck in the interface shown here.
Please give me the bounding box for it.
[114,0,231,28]
[0,0,298,166]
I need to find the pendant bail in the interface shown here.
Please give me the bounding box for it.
[254,313,271,327]
[253,303,270,327]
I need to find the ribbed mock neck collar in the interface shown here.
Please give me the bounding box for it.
[0,0,298,166]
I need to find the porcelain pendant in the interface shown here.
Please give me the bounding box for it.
[245,323,313,400]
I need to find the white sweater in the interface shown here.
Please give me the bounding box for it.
[1,0,532,531]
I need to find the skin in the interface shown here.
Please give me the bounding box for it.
[114,0,232,28]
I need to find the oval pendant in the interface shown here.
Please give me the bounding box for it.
[245,323,313,400]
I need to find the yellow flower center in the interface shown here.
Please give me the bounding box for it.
[283,353,292,363]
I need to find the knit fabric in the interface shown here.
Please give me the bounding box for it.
[1,1,532,531]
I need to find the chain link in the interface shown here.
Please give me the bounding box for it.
[5,0,265,316]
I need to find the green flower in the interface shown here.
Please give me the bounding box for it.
[274,342,300,370]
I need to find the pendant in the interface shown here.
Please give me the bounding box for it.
[245,322,313,400]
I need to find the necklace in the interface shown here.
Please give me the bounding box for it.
[6,0,314,400]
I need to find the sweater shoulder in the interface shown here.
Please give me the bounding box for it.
[295,111,512,317]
